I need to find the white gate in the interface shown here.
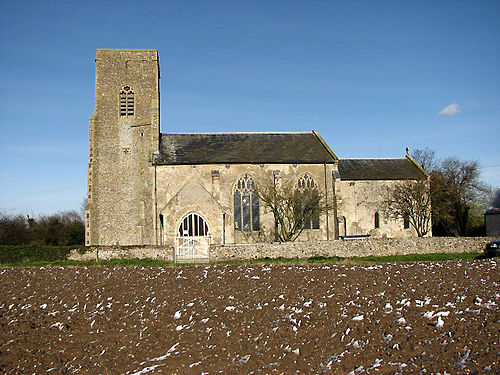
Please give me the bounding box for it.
[175,213,211,263]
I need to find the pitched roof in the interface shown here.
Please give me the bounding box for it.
[338,158,427,180]
[154,132,337,165]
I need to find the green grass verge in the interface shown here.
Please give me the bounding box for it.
[0,252,484,267]
[0,258,176,267]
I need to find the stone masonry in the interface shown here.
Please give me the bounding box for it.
[69,237,495,262]
[86,49,160,246]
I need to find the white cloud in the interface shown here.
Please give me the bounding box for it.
[438,103,461,117]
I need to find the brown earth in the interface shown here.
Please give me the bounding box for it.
[0,260,499,374]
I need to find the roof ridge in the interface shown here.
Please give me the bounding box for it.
[161,131,313,135]
[340,157,407,160]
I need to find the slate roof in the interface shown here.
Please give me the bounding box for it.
[338,158,427,180]
[154,132,337,165]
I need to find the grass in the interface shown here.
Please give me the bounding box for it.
[0,258,175,268]
[0,252,485,267]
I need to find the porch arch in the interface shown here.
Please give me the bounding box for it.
[175,212,211,263]
[178,212,210,237]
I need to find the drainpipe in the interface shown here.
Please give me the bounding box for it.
[154,165,158,245]
[324,163,329,240]
[332,169,339,240]
[222,213,226,245]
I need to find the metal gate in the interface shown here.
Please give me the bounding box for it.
[175,213,210,263]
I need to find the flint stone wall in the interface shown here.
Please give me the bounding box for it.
[210,237,496,262]
[69,237,497,262]
[68,246,174,262]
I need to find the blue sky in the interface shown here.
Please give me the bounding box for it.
[1,0,499,215]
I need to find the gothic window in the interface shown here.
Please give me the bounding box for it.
[234,174,260,232]
[297,174,320,230]
[119,86,135,117]
[374,212,380,229]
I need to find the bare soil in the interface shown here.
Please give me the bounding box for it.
[0,260,499,374]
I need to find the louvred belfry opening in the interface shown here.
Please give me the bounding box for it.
[119,86,134,116]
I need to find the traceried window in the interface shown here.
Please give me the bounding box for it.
[234,174,260,232]
[119,86,135,116]
[297,174,320,230]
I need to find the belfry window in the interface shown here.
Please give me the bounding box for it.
[234,174,260,232]
[119,86,134,117]
[297,174,320,230]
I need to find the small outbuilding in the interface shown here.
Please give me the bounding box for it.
[485,189,500,236]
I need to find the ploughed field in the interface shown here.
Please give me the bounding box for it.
[0,260,499,374]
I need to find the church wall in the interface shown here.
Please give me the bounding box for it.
[155,163,338,246]
[335,179,420,238]
[85,49,428,248]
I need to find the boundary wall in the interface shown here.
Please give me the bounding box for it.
[68,237,497,262]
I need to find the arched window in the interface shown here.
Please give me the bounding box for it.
[234,174,260,232]
[119,86,134,117]
[374,212,380,229]
[297,174,320,230]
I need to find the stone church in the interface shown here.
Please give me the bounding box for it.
[86,49,427,259]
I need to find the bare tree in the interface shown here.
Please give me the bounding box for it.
[412,149,488,236]
[80,198,88,221]
[383,180,431,237]
[412,148,437,171]
[256,177,330,242]
[432,157,485,236]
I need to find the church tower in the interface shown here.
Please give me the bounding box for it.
[86,49,160,245]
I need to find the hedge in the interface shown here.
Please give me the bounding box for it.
[0,245,86,264]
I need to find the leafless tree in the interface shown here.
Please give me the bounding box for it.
[383,180,432,237]
[433,157,486,236]
[412,148,437,171]
[256,177,330,242]
[80,198,88,221]
[412,149,488,236]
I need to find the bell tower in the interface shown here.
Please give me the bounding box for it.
[86,49,160,246]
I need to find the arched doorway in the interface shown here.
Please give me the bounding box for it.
[175,213,211,263]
